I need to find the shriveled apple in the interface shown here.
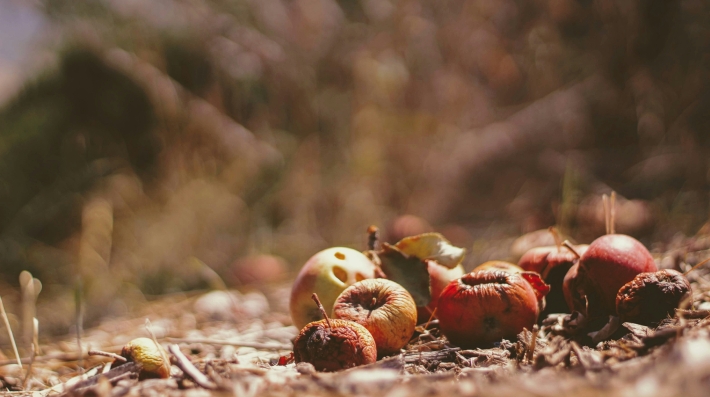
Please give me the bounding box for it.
[438,270,540,348]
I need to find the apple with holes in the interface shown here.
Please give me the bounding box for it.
[289,247,377,329]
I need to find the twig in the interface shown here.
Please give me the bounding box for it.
[684,256,710,276]
[89,349,126,362]
[144,319,171,375]
[0,296,22,367]
[165,337,292,351]
[167,344,217,389]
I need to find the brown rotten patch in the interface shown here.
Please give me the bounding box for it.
[293,318,377,372]
[616,269,692,326]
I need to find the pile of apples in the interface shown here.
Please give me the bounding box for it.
[288,196,693,371]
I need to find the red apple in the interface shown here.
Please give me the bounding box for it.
[518,244,589,315]
[437,270,539,348]
[563,234,657,319]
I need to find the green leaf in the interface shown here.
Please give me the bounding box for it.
[377,244,431,306]
[394,233,465,268]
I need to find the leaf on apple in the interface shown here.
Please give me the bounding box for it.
[394,233,465,268]
[377,244,431,306]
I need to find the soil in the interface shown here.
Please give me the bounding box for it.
[2,266,710,397]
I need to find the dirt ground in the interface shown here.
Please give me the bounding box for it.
[3,251,710,397]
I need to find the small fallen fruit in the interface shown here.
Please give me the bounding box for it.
[333,278,417,356]
[117,337,170,379]
[290,247,377,329]
[519,244,589,315]
[293,294,377,371]
[563,234,657,320]
[616,269,692,326]
[437,270,540,348]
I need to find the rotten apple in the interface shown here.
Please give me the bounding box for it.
[293,294,377,371]
[290,247,377,329]
[437,270,540,348]
[616,269,692,326]
[333,278,417,356]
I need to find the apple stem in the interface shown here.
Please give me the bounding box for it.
[311,293,332,329]
[549,226,562,252]
[603,194,610,235]
[610,191,616,235]
[562,240,581,259]
[684,256,710,276]
[367,225,380,251]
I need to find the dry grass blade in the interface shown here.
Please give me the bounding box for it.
[0,296,22,367]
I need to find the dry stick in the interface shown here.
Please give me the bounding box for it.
[367,225,379,251]
[549,226,563,252]
[684,257,710,276]
[167,344,216,389]
[0,297,22,367]
[562,240,582,259]
[165,338,292,351]
[88,349,127,362]
[610,191,617,235]
[602,194,610,234]
[145,318,171,374]
[311,293,332,329]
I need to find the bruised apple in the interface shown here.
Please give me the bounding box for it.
[438,270,540,348]
[333,279,417,355]
[290,247,377,329]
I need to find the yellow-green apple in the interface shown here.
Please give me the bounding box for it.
[289,247,377,329]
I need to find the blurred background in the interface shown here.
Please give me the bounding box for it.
[0,0,709,335]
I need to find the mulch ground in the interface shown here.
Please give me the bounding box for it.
[2,271,710,397]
